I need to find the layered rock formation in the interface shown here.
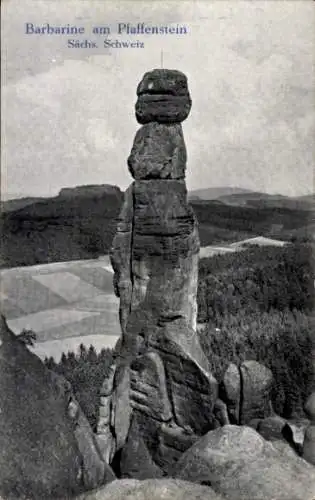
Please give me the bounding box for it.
[0,315,115,499]
[101,69,218,472]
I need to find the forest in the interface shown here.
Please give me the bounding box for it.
[197,242,314,417]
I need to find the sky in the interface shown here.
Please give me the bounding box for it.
[1,0,314,198]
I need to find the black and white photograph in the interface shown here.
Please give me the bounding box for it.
[1,1,314,498]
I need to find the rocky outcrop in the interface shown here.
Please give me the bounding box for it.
[106,69,218,474]
[135,69,192,124]
[148,317,218,434]
[120,413,164,479]
[96,363,116,464]
[58,184,122,198]
[221,360,274,425]
[130,351,172,422]
[0,315,114,499]
[221,363,241,424]
[105,69,283,482]
[174,425,315,500]
[256,415,287,441]
[303,392,315,465]
[76,478,224,500]
[128,123,187,180]
[239,360,273,424]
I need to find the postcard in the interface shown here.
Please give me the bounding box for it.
[1,1,314,499]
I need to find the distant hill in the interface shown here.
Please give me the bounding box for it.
[0,184,123,268]
[294,194,315,204]
[188,188,315,211]
[0,184,313,269]
[191,198,313,246]
[188,187,253,200]
[1,197,48,213]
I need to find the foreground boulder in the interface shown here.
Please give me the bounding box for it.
[76,478,224,500]
[174,425,315,500]
[0,315,114,499]
[303,392,315,465]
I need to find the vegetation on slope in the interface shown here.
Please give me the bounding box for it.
[45,345,114,432]
[197,243,315,417]
[1,186,313,268]
[0,187,123,268]
[197,243,314,322]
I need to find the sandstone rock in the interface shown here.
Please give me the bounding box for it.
[110,185,134,336]
[304,392,315,421]
[108,69,216,465]
[239,360,273,424]
[99,362,116,397]
[111,363,132,451]
[135,69,191,124]
[257,415,287,441]
[303,424,315,465]
[213,399,230,426]
[110,68,199,342]
[137,69,190,97]
[120,414,164,479]
[96,429,116,465]
[154,422,199,474]
[128,123,187,180]
[118,307,218,437]
[247,418,261,430]
[131,249,199,332]
[0,341,80,499]
[174,425,315,500]
[132,180,199,255]
[73,404,115,489]
[96,363,116,464]
[130,351,172,421]
[272,439,304,459]
[98,367,114,429]
[284,419,309,450]
[111,179,200,336]
[113,181,200,335]
[150,317,218,434]
[221,363,241,423]
[0,317,114,499]
[136,94,191,124]
[98,398,111,427]
[302,393,315,464]
[76,478,224,500]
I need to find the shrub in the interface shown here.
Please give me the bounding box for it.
[44,345,114,431]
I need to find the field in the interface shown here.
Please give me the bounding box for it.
[0,256,120,361]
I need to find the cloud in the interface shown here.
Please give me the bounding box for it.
[1,0,314,197]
